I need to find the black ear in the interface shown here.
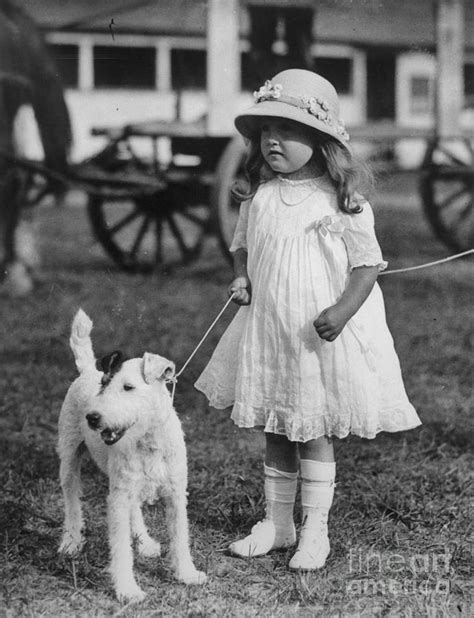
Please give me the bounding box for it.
[96,350,124,375]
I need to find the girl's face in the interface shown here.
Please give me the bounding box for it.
[259,117,315,177]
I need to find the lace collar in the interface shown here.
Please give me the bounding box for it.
[277,174,327,187]
[276,174,333,206]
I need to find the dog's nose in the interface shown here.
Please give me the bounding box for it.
[86,412,101,430]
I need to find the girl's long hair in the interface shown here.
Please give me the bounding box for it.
[232,128,373,214]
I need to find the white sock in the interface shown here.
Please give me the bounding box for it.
[229,465,297,557]
[289,459,336,570]
[300,459,335,527]
[264,464,297,533]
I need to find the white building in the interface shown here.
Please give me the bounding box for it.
[20,0,474,164]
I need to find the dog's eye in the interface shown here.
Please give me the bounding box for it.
[123,384,135,391]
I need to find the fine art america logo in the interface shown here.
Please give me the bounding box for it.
[346,547,451,597]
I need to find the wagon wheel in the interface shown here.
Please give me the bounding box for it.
[18,168,51,208]
[87,182,211,273]
[11,156,67,209]
[420,137,474,252]
[211,135,247,264]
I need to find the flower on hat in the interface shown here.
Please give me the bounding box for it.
[335,121,349,141]
[301,96,331,122]
[300,94,349,141]
[254,80,283,102]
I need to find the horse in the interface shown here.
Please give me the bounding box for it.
[0,0,71,295]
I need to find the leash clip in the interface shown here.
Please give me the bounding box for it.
[165,375,178,401]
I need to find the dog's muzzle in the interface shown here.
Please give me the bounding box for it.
[86,412,127,446]
[100,427,127,446]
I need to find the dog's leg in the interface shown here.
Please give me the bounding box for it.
[131,503,161,558]
[108,487,146,602]
[58,441,85,555]
[164,489,207,585]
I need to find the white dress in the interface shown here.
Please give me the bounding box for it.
[195,175,421,442]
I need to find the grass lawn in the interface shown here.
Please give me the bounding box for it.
[0,175,472,616]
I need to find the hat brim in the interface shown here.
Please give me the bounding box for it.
[235,100,349,150]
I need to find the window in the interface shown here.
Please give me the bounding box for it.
[464,63,474,107]
[312,57,353,95]
[94,46,155,89]
[171,49,207,90]
[47,44,79,88]
[409,75,432,115]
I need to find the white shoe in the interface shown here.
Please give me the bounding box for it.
[229,519,296,558]
[289,522,330,570]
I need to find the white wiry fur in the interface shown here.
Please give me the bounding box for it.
[57,309,206,602]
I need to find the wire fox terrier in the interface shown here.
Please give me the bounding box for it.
[57,309,206,602]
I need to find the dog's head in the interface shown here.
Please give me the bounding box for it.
[86,352,176,445]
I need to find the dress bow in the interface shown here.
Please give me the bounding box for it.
[315,215,345,238]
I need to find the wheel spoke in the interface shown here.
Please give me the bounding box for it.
[129,214,152,259]
[436,183,470,211]
[451,200,473,228]
[436,145,470,167]
[165,213,193,257]
[464,138,474,158]
[154,218,163,264]
[33,185,51,204]
[178,209,208,228]
[108,208,140,235]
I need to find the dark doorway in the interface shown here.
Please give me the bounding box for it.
[366,51,396,121]
[242,6,314,90]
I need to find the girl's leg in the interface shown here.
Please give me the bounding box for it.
[265,432,299,471]
[229,432,298,558]
[289,436,336,570]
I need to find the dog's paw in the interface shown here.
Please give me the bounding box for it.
[58,534,84,556]
[176,567,207,585]
[116,582,146,603]
[137,538,161,558]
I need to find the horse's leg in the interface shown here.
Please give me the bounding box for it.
[0,96,16,276]
[12,105,42,277]
[2,170,20,265]
[0,168,32,296]
[0,91,33,296]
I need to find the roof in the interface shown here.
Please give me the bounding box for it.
[315,0,437,48]
[15,0,474,48]
[18,0,208,36]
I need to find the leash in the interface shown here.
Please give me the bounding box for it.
[166,292,236,401]
[379,248,473,275]
[166,248,472,400]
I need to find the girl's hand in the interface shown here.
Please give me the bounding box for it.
[229,276,251,305]
[313,304,351,341]
[314,266,379,341]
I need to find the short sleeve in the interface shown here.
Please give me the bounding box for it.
[229,199,250,252]
[342,201,388,271]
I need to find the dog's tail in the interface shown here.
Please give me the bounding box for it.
[70,309,95,373]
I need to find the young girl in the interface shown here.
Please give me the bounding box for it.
[195,69,421,570]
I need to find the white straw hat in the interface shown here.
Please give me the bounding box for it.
[235,69,350,148]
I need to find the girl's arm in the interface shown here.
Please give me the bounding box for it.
[228,248,251,305]
[313,266,379,341]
